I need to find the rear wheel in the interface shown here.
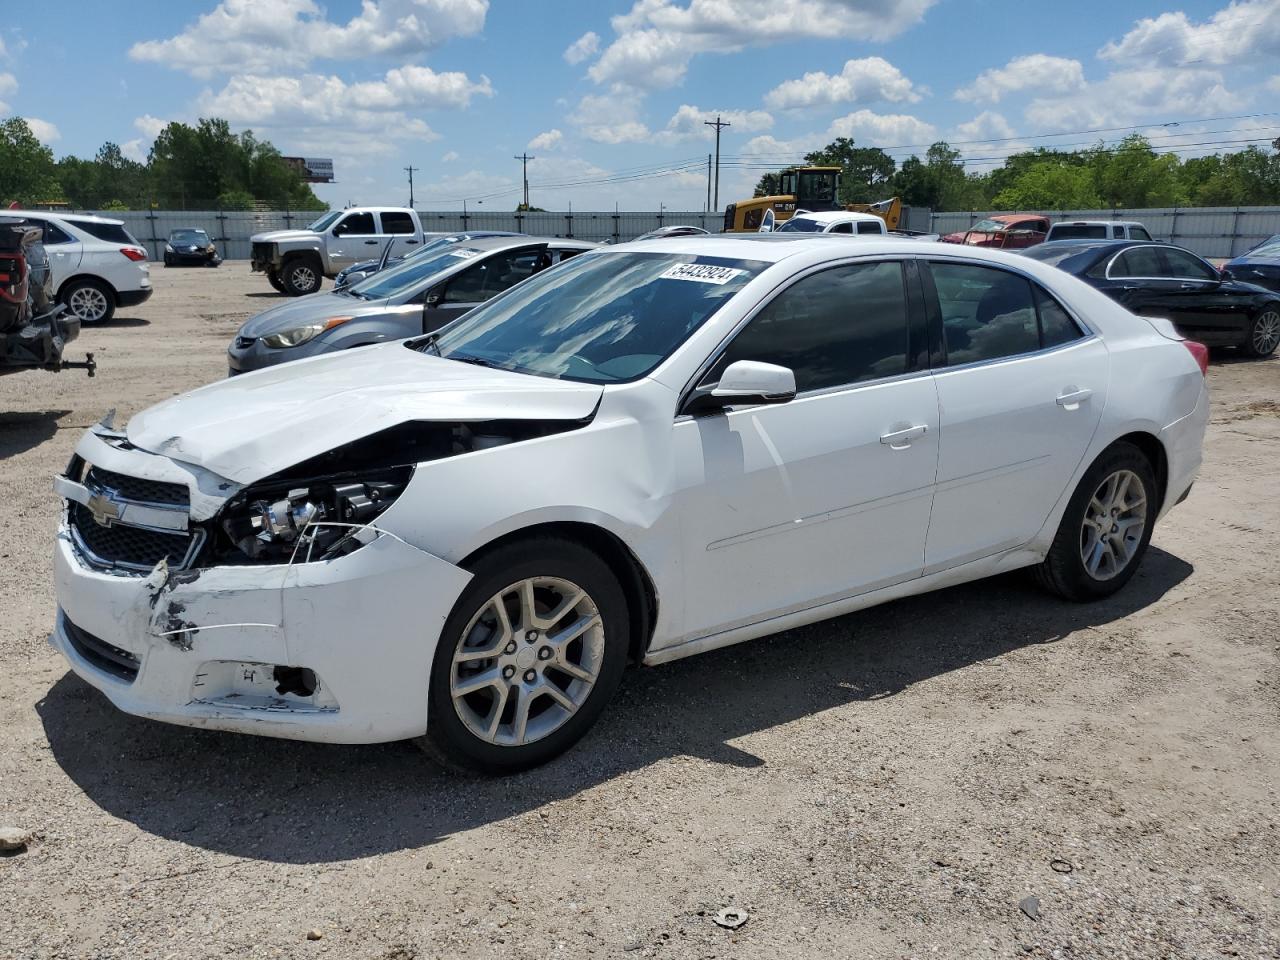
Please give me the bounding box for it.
[1035,442,1158,601]
[280,256,321,296]
[423,537,628,774]
[1243,307,1280,358]
[60,278,114,325]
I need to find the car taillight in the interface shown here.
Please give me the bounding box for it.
[120,247,147,261]
[1182,340,1209,376]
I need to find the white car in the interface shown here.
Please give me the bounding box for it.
[50,237,1208,773]
[774,210,889,235]
[13,211,152,323]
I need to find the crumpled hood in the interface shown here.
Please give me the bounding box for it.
[127,343,605,485]
[238,291,393,338]
[250,229,320,244]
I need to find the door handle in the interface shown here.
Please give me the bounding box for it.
[879,424,927,449]
[364,240,379,245]
[1056,387,1093,408]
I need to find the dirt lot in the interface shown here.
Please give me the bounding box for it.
[1,264,1278,960]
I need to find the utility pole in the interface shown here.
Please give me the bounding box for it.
[703,115,730,211]
[404,164,419,208]
[706,154,712,212]
[513,152,534,209]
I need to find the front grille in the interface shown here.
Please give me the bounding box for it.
[70,502,194,570]
[251,241,272,265]
[235,336,256,349]
[64,616,140,682]
[87,466,188,505]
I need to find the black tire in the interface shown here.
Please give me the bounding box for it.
[59,277,115,325]
[423,536,629,774]
[163,254,173,267]
[1035,441,1158,601]
[280,255,322,296]
[1242,306,1280,358]
[266,270,287,293]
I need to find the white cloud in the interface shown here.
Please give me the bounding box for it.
[121,140,148,163]
[827,109,937,147]
[952,110,1017,142]
[955,54,1085,103]
[528,128,563,150]
[441,150,460,161]
[130,0,489,77]
[1268,74,1280,92]
[23,118,60,144]
[765,57,922,110]
[1100,1,1280,67]
[569,90,650,144]
[588,0,936,89]
[134,114,168,138]
[1024,67,1239,131]
[347,64,493,109]
[0,72,16,97]
[659,104,772,143]
[564,31,600,64]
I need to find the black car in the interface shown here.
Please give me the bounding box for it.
[1022,239,1280,358]
[1221,234,1280,294]
[164,228,221,267]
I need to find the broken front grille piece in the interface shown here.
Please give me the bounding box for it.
[63,615,140,682]
[69,502,197,570]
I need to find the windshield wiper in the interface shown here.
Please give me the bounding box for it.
[416,331,442,356]
[448,353,506,370]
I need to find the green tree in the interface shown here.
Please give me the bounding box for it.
[991,161,1101,210]
[803,137,896,204]
[753,172,782,197]
[0,118,63,205]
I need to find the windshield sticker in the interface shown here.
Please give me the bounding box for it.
[450,248,480,259]
[659,263,745,285]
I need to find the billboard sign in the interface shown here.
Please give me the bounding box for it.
[282,156,335,183]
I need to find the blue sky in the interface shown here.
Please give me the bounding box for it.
[6,0,1280,210]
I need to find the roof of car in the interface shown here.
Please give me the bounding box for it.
[444,235,599,252]
[789,210,883,224]
[1050,220,1147,227]
[606,234,1018,263]
[9,209,125,225]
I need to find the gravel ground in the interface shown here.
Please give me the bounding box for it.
[1,264,1278,960]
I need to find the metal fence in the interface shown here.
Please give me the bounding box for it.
[929,207,1280,259]
[82,206,935,261]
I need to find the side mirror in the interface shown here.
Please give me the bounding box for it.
[686,360,796,414]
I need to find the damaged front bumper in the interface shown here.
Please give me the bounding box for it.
[51,486,472,745]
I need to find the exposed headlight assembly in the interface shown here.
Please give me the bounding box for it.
[164,243,174,253]
[261,316,352,348]
[219,467,412,562]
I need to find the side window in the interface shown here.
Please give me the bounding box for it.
[553,247,584,263]
[333,212,375,236]
[1110,246,1164,278]
[1034,286,1084,348]
[856,220,883,235]
[442,249,540,304]
[381,211,415,235]
[1159,248,1217,281]
[709,261,909,392]
[930,262,1039,365]
[43,222,74,244]
[1130,226,1153,241]
[829,221,853,234]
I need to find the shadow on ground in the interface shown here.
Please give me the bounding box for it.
[97,317,150,328]
[38,547,1192,864]
[0,409,71,458]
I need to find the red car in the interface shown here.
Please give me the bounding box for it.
[940,214,1049,249]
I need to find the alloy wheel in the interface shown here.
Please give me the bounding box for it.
[1252,310,1280,355]
[68,285,109,322]
[290,265,317,291]
[1079,469,1148,581]
[450,576,605,747]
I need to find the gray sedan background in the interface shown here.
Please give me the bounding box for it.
[228,236,597,374]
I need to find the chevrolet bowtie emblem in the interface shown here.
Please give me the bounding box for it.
[85,489,122,527]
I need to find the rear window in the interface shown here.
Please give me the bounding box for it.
[776,217,824,233]
[75,220,139,245]
[1050,224,1107,240]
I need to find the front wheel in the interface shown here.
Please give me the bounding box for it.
[1035,442,1158,601]
[280,257,321,296]
[423,538,629,774]
[1243,307,1280,358]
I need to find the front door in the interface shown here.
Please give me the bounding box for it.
[1158,247,1253,344]
[921,260,1107,571]
[672,258,939,642]
[329,211,381,270]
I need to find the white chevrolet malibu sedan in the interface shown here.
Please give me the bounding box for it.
[51,237,1208,772]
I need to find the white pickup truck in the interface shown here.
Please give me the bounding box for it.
[250,207,427,296]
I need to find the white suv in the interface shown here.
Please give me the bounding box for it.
[13,211,152,323]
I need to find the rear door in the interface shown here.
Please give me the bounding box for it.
[41,219,82,289]
[379,211,420,253]
[922,259,1107,571]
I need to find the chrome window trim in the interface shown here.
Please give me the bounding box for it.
[1103,244,1217,283]
[928,332,1101,378]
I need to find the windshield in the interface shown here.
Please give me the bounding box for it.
[1050,224,1106,240]
[968,219,1007,234]
[776,217,824,233]
[1246,237,1280,258]
[349,244,489,300]
[307,211,342,232]
[423,251,766,383]
[170,230,209,243]
[399,234,470,262]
